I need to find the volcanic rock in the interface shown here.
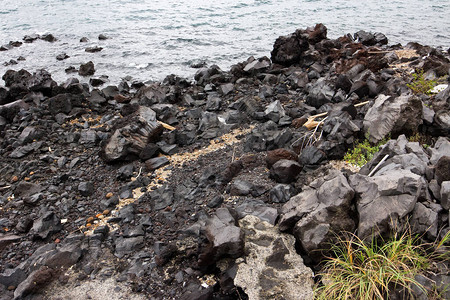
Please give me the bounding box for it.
[78,61,95,76]
[279,170,355,259]
[100,106,163,162]
[364,94,423,143]
[269,159,302,184]
[234,215,314,300]
[349,169,423,239]
[198,208,244,267]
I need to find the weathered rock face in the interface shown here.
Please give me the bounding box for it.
[363,94,423,143]
[100,106,163,162]
[198,208,244,267]
[279,170,355,259]
[78,61,95,76]
[271,23,327,66]
[349,169,423,239]
[269,159,302,184]
[234,215,314,300]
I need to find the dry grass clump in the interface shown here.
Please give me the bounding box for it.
[315,230,450,299]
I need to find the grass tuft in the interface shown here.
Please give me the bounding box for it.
[314,230,450,299]
[344,135,387,167]
[407,69,437,95]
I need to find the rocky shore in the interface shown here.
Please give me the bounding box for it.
[0,24,449,299]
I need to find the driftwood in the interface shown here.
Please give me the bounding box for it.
[303,101,369,130]
[158,121,176,131]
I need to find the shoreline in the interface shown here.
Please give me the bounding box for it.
[1,24,449,299]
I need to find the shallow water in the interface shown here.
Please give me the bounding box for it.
[0,0,449,85]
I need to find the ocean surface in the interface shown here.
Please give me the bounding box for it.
[0,0,449,86]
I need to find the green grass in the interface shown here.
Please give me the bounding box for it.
[407,69,437,95]
[344,136,386,167]
[314,231,450,299]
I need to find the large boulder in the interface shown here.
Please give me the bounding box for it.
[198,208,244,267]
[305,78,335,108]
[269,159,302,184]
[279,171,355,259]
[100,106,163,162]
[234,215,314,300]
[271,24,327,66]
[363,94,423,143]
[349,169,423,239]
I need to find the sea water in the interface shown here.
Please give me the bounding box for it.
[0,0,449,85]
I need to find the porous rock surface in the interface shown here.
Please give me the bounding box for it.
[234,215,314,300]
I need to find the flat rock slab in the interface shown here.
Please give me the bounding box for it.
[235,215,314,300]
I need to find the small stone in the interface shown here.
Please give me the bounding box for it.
[78,61,95,76]
[78,181,94,196]
[103,210,110,215]
[11,175,18,182]
[86,217,94,224]
[106,192,113,199]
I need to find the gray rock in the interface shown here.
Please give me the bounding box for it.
[205,95,221,111]
[440,181,450,210]
[78,181,94,196]
[150,186,173,211]
[56,53,69,61]
[434,110,450,136]
[0,266,27,291]
[235,199,278,225]
[0,234,21,251]
[298,146,326,166]
[269,184,296,203]
[139,143,160,160]
[207,195,223,208]
[43,242,83,269]
[145,156,169,171]
[349,169,423,239]
[14,182,42,198]
[364,94,423,143]
[78,61,95,76]
[48,93,73,115]
[279,171,355,259]
[429,137,450,165]
[360,135,430,176]
[114,236,144,258]
[79,129,98,145]
[434,156,450,185]
[219,83,234,95]
[234,215,314,300]
[354,30,376,46]
[411,202,441,240]
[198,208,243,267]
[288,71,309,89]
[117,164,134,181]
[100,106,163,162]
[9,144,34,158]
[270,159,302,184]
[85,46,103,53]
[31,211,62,240]
[230,180,254,196]
[88,89,107,106]
[14,266,55,299]
[243,57,270,74]
[17,126,38,145]
[102,85,119,99]
[264,100,285,123]
[23,193,43,206]
[422,103,435,124]
[306,78,335,108]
